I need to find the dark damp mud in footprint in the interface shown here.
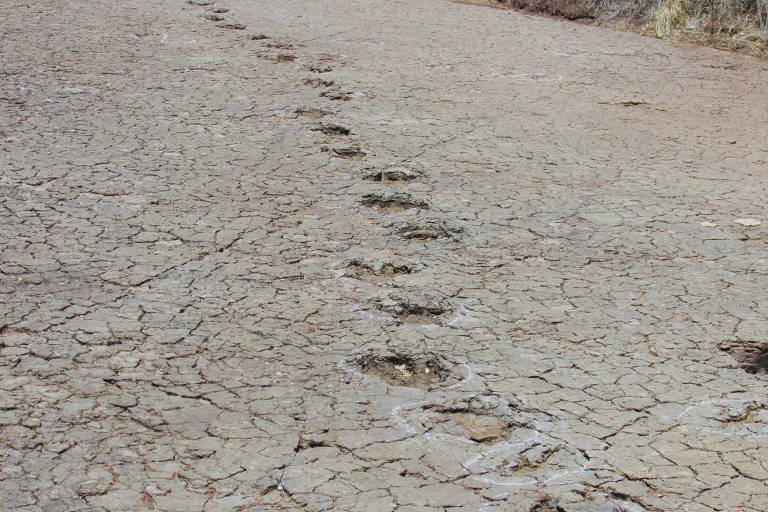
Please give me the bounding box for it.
[309,65,333,73]
[204,13,225,21]
[364,166,422,184]
[276,54,296,62]
[360,192,428,213]
[312,124,350,136]
[349,348,455,389]
[222,23,247,30]
[249,33,269,40]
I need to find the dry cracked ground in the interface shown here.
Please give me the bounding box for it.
[2,0,768,510]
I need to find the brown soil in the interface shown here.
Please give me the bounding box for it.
[445,411,510,443]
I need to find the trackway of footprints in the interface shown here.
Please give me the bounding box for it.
[186,2,660,509]
[4,0,767,510]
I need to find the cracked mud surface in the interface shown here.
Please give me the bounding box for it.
[1,0,768,510]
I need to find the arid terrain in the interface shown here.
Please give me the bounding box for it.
[2,0,768,510]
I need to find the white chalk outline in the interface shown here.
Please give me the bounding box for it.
[337,352,627,510]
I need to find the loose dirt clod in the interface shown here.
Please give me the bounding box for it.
[360,192,428,212]
[350,349,455,389]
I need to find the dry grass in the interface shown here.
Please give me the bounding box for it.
[590,0,768,55]
[454,0,767,55]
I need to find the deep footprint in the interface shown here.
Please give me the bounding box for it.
[346,259,418,282]
[360,192,428,212]
[720,340,768,374]
[303,78,335,88]
[377,295,448,325]
[395,221,462,241]
[323,146,365,159]
[364,165,422,184]
[349,348,455,389]
[320,89,352,101]
[312,124,350,136]
[276,53,296,62]
[295,107,333,119]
